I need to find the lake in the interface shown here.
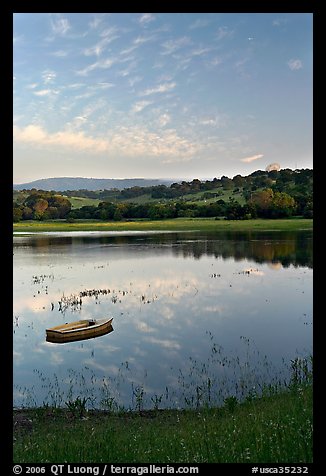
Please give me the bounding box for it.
[13,230,313,410]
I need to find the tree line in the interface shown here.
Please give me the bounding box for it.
[13,168,313,222]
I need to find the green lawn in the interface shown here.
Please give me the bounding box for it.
[68,196,101,209]
[13,218,313,233]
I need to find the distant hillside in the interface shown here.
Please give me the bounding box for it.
[13,177,175,192]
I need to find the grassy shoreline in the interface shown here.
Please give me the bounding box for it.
[13,217,313,233]
[13,384,312,463]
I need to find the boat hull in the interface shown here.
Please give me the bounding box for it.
[46,318,113,343]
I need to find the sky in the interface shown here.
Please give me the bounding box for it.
[13,13,313,184]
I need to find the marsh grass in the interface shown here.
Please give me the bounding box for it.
[13,217,313,233]
[13,384,312,463]
[14,336,312,412]
[13,336,313,463]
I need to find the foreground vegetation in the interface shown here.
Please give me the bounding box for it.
[13,383,312,463]
[13,217,313,233]
[14,346,313,463]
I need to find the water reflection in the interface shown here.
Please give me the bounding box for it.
[14,230,312,267]
[13,230,313,409]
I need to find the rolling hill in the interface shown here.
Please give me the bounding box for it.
[13,177,175,191]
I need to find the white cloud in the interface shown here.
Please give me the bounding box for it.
[157,113,171,127]
[139,13,155,25]
[96,82,115,89]
[89,15,105,30]
[140,82,176,96]
[288,59,303,71]
[131,100,152,113]
[84,39,110,57]
[210,56,222,67]
[42,70,56,84]
[51,17,71,36]
[84,30,120,57]
[52,50,68,57]
[13,125,108,152]
[189,18,210,29]
[161,36,192,55]
[272,18,288,27]
[33,89,57,96]
[240,154,264,163]
[100,26,119,38]
[144,336,181,350]
[13,124,201,160]
[120,45,138,56]
[191,47,211,56]
[128,75,143,87]
[216,26,234,41]
[133,35,155,46]
[76,57,116,76]
[117,60,137,77]
[199,117,218,126]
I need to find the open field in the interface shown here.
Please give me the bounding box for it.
[14,187,248,208]
[68,196,102,209]
[13,218,313,233]
[13,384,312,463]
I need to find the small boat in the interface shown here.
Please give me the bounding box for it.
[46,318,113,343]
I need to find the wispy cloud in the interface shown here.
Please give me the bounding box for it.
[144,336,181,350]
[210,56,222,67]
[272,18,288,27]
[42,70,56,84]
[133,35,155,46]
[234,57,251,78]
[88,14,106,30]
[84,35,119,57]
[128,75,143,88]
[76,57,116,76]
[138,13,155,25]
[287,59,303,70]
[161,37,192,55]
[117,60,138,77]
[157,113,171,127]
[140,82,176,96]
[240,153,264,163]
[50,17,71,36]
[189,18,210,30]
[199,116,218,126]
[52,50,68,58]
[13,125,109,152]
[96,82,115,89]
[13,124,201,160]
[131,100,152,113]
[33,89,58,96]
[216,26,234,41]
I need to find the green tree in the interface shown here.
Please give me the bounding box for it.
[250,188,274,210]
[13,207,23,222]
[270,192,295,217]
[22,206,33,220]
[33,198,49,218]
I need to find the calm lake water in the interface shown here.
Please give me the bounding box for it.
[13,230,313,410]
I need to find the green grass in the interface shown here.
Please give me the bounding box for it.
[68,196,101,209]
[13,384,312,463]
[13,217,313,233]
[180,188,246,205]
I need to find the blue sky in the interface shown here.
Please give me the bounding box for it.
[13,13,313,183]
